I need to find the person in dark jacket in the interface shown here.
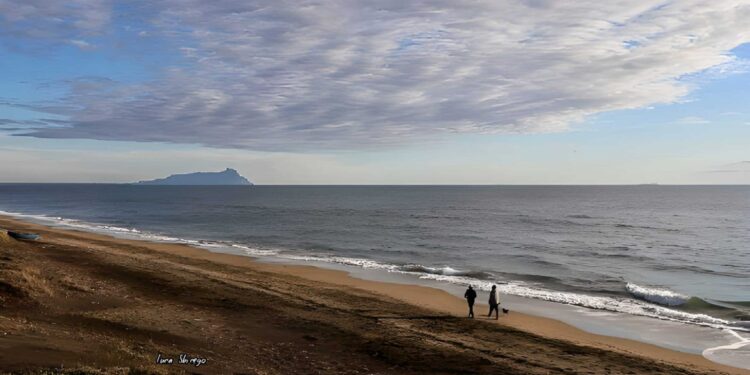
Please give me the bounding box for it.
[464,285,477,318]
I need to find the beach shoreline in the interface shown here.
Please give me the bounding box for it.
[0,214,747,374]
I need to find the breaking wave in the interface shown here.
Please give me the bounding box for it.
[266,254,746,332]
[0,209,281,256]
[626,283,690,306]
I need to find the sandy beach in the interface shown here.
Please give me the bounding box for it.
[0,215,746,375]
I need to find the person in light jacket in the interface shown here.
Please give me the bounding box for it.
[487,285,500,319]
[487,285,510,320]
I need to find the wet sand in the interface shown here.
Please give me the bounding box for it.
[0,215,747,374]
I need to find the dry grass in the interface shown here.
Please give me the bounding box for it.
[0,231,16,246]
[0,267,53,306]
[12,266,54,298]
[60,275,95,293]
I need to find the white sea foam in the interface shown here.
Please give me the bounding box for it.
[269,253,742,332]
[278,254,400,271]
[399,264,475,276]
[0,210,145,235]
[625,282,690,306]
[231,244,280,256]
[98,225,141,233]
[417,273,736,330]
[0,209,287,257]
[702,330,750,370]
[0,210,62,223]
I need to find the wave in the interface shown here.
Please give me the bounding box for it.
[0,209,281,257]
[589,253,654,262]
[278,254,399,271]
[622,284,749,323]
[0,210,147,236]
[1,209,746,333]
[517,216,590,228]
[266,254,744,332]
[397,264,491,279]
[730,321,750,330]
[626,283,690,306]
[613,223,680,232]
[566,214,595,219]
[580,248,654,262]
[647,262,748,279]
[419,273,739,330]
[506,253,570,269]
[230,244,281,256]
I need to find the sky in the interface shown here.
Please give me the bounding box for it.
[0,0,749,184]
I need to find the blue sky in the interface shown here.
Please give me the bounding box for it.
[1,1,749,184]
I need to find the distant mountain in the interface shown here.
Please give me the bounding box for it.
[136,168,253,185]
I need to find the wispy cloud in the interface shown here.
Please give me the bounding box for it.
[0,0,111,42]
[703,161,750,174]
[3,0,750,150]
[675,116,711,125]
[67,39,94,50]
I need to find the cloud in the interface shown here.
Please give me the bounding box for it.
[704,161,750,174]
[67,39,94,50]
[4,0,750,150]
[0,0,111,43]
[675,116,711,125]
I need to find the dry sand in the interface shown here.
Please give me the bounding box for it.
[0,215,747,374]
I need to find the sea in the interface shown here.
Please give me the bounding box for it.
[1,184,748,368]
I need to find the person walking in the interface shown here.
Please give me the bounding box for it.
[464,285,477,318]
[487,285,500,320]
